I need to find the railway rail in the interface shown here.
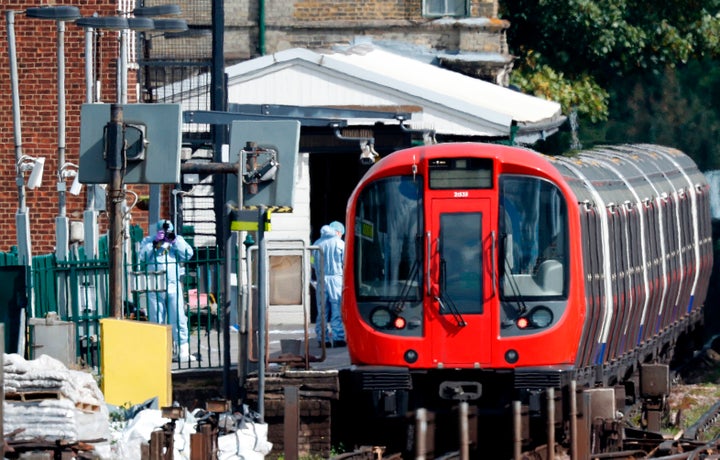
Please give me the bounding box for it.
[331,398,720,460]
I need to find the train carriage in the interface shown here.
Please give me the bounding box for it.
[338,142,713,457]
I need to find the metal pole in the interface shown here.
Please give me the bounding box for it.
[459,401,469,460]
[107,104,125,318]
[7,10,24,213]
[416,408,428,460]
[513,401,522,460]
[211,0,227,249]
[257,205,267,422]
[55,19,69,261]
[118,28,129,314]
[6,10,33,267]
[85,26,94,102]
[236,149,247,396]
[223,231,234,400]
[83,24,99,259]
[118,29,128,104]
[547,387,555,460]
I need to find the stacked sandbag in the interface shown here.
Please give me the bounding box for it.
[3,353,110,442]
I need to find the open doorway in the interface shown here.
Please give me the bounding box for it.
[309,151,371,242]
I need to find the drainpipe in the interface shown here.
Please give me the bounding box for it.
[258,0,265,55]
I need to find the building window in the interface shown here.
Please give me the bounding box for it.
[423,0,469,17]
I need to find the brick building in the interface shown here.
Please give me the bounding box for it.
[0,0,510,255]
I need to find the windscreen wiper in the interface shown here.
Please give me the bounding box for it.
[390,256,420,314]
[437,258,467,327]
[502,233,529,316]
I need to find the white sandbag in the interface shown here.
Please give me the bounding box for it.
[110,408,196,460]
[217,420,273,460]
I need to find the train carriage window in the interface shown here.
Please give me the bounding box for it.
[354,176,423,300]
[499,175,568,299]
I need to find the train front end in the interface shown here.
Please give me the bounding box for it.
[342,143,586,391]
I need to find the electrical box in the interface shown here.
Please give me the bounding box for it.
[29,314,76,367]
[226,120,300,210]
[79,103,182,184]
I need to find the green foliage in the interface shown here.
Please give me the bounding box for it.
[510,53,609,122]
[500,0,720,168]
[500,0,720,124]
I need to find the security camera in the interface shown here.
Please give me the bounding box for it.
[69,173,82,196]
[26,157,45,189]
[359,153,376,166]
[359,142,379,166]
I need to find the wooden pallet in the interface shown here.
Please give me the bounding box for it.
[5,391,62,402]
[5,391,100,412]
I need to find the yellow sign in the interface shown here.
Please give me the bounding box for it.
[230,209,272,231]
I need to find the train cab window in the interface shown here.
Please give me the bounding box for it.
[353,176,423,300]
[499,176,568,299]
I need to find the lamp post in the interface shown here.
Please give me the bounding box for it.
[25,6,82,262]
[6,6,81,268]
[6,10,30,267]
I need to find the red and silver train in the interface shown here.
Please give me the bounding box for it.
[338,142,713,456]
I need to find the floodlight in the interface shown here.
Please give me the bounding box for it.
[127,17,155,31]
[69,173,82,196]
[152,18,188,33]
[75,16,129,30]
[26,157,46,189]
[133,5,182,17]
[25,6,81,21]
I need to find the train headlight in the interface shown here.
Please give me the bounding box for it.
[393,316,407,329]
[516,306,553,329]
[370,307,392,328]
[528,306,553,328]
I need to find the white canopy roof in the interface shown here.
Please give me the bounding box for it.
[225,43,566,142]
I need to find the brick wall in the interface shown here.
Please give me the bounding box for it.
[292,0,495,21]
[245,371,340,459]
[0,2,150,255]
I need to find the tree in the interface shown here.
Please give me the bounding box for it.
[500,0,720,123]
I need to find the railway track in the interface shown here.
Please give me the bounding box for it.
[330,379,720,460]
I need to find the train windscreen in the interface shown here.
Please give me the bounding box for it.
[499,175,568,299]
[353,176,423,300]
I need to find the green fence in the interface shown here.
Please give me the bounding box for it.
[0,233,228,372]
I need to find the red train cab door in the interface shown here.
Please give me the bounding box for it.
[429,197,494,367]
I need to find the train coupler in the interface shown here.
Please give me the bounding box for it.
[439,381,482,401]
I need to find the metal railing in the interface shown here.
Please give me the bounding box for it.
[0,241,229,373]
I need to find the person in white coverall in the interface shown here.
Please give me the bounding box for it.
[139,219,195,361]
[313,221,346,347]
